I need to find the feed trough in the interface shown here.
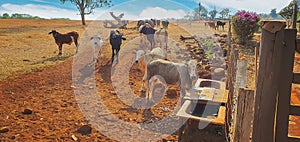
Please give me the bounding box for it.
[177,78,227,125]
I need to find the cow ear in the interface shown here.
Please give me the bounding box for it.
[90,37,93,40]
[48,32,52,34]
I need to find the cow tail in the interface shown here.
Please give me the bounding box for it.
[70,32,79,47]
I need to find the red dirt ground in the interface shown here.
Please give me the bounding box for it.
[0,20,213,141]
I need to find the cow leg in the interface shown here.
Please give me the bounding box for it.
[142,77,146,92]
[116,47,120,64]
[97,48,102,64]
[94,50,98,64]
[145,79,150,104]
[75,41,79,54]
[141,66,148,91]
[111,48,115,64]
[180,84,186,98]
[58,44,62,56]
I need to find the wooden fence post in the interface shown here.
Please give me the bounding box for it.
[275,29,296,142]
[225,48,239,141]
[234,88,254,142]
[252,21,286,142]
[235,58,248,89]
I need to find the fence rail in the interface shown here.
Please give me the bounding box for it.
[290,105,300,116]
[293,73,300,84]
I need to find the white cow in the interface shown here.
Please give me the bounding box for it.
[142,59,198,99]
[148,75,168,103]
[90,35,104,64]
[135,47,165,72]
[155,28,168,57]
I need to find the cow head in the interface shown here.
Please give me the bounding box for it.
[110,30,126,40]
[135,50,146,63]
[110,30,119,39]
[187,60,198,80]
[48,30,58,37]
[90,35,103,47]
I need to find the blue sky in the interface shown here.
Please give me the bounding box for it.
[0,0,292,20]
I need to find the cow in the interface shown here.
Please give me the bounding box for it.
[135,47,165,72]
[109,30,126,64]
[139,24,156,50]
[147,75,168,103]
[90,35,104,64]
[161,20,169,29]
[216,21,226,31]
[137,20,145,30]
[207,21,216,30]
[48,30,79,55]
[142,59,198,99]
[155,28,168,57]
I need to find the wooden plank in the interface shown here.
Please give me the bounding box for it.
[296,39,300,53]
[288,136,300,142]
[236,58,248,88]
[252,21,286,142]
[234,88,254,142]
[290,105,300,116]
[225,49,238,142]
[275,29,297,142]
[293,73,300,84]
[255,42,259,86]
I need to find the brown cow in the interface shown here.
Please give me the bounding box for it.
[48,30,79,55]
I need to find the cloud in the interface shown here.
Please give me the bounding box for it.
[139,7,187,19]
[193,0,291,13]
[89,6,188,20]
[0,3,188,20]
[0,3,80,19]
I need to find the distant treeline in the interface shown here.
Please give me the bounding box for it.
[0,13,70,20]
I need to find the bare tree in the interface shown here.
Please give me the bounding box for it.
[219,8,230,19]
[209,8,218,20]
[60,0,112,25]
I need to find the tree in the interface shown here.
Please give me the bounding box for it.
[60,0,112,25]
[219,8,230,19]
[209,8,217,20]
[193,3,208,20]
[270,8,278,19]
[2,13,10,19]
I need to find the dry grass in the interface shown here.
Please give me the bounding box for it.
[0,19,90,80]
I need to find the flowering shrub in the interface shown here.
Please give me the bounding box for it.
[232,11,260,44]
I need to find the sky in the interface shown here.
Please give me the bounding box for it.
[0,0,292,20]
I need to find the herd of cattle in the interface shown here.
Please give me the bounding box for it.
[205,20,226,31]
[48,19,227,103]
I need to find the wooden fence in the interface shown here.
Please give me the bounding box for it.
[225,20,300,142]
[251,21,300,142]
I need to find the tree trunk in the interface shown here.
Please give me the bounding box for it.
[80,2,86,26]
[81,12,86,25]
